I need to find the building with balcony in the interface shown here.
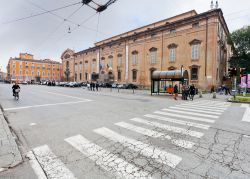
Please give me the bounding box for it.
[61,8,231,90]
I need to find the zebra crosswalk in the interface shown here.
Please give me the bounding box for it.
[27,100,231,179]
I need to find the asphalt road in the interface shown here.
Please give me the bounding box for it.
[0,83,250,179]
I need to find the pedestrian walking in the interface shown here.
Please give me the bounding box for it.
[189,84,195,100]
[173,84,178,100]
[182,85,185,100]
[210,85,215,93]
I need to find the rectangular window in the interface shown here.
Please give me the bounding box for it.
[80,73,82,80]
[169,48,176,62]
[191,44,199,59]
[20,65,22,69]
[84,62,88,69]
[118,56,122,67]
[108,57,113,68]
[132,70,137,81]
[19,70,22,75]
[132,54,138,65]
[118,71,121,81]
[170,29,176,33]
[150,51,157,64]
[192,22,199,28]
[101,60,105,68]
[191,68,198,80]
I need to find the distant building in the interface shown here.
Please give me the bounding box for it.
[7,53,62,83]
[61,8,231,90]
[0,71,7,82]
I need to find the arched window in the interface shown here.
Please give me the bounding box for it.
[132,51,138,65]
[149,48,157,64]
[66,61,69,67]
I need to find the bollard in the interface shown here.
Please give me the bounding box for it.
[118,88,119,93]
[133,89,134,94]
[213,92,216,98]
[199,91,203,98]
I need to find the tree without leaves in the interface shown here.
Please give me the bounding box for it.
[228,26,250,73]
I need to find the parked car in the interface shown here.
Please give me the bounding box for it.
[117,84,126,89]
[112,83,119,88]
[125,83,138,89]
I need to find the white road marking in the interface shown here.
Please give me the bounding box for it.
[241,104,250,122]
[26,151,47,179]
[4,100,90,111]
[154,111,215,123]
[179,104,227,110]
[46,91,91,101]
[32,145,76,179]
[29,123,37,126]
[130,118,204,138]
[243,135,250,138]
[174,105,225,112]
[186,100,230,106]
[144,114,210,130]
[162,108,219,119]
[65,135,152,179]
[94,127,182,168]
[115,122,195,149]
[169,106,222,115]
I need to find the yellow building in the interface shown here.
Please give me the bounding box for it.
[7,53,62,83]
[61,8,231,90]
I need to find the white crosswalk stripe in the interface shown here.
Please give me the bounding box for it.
[179,104,227,110]
[130,118,204,138]
[187,101,230,105]
[32,145,76,179]
[115,121,195,149]
[94,127,182,168]
[144,114,210,130]
[65,135,152,179]
[161,108,219,118]
[169,106,222,115]
[154,111,215,123]
[173,105,225,112]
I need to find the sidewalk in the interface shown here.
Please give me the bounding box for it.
[0,107,22,171]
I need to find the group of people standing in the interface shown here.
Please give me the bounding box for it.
[181,84,196,100]
[167,84,196,100]
[87,81,99,91]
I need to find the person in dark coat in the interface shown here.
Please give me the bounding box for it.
[189,84,195,100]
[92,82,95,91]
[90,82,93,91]
[96,82,99,91]
[173,84,178,100]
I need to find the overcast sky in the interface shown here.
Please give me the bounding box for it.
[0,0,250,72]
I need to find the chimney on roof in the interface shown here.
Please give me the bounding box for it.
[215,1,219,9]
[210,0,214,9]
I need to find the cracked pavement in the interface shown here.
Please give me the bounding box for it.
[0,84,250,179]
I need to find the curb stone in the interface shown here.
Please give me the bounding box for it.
[0,106,23,171]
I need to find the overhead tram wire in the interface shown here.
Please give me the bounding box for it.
[25,0,80,26]
[32,4,85,53]
[2,1,82,25]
